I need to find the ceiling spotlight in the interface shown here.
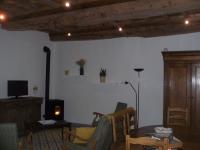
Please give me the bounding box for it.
[65,1,70,8]
[0,13,6,21]
[67,33,71,37]
[118,27,123,32]
[184,19,190,25]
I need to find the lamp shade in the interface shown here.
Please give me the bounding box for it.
[134,68,144,72]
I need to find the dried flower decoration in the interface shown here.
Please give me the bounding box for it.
[76,59,86,67]
[100,68,106,76]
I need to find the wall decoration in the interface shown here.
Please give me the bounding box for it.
[99,68,106,83]
[33,85,38,95]
[76,59,86,75]
[64,70,69,76]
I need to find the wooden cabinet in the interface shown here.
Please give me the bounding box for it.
[162,51,200,138]
[0,97,43,136]
[191,64,200,133]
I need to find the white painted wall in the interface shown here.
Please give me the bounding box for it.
[1,27,200,127]
[52,32,200,127]
[0,29,53,118]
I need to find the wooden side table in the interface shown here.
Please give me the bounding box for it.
[130,125,183,150]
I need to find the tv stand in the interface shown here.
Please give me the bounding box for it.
[0,97,43,136]
[9,96,26,99]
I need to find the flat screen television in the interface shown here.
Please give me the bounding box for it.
[8,80,28,98]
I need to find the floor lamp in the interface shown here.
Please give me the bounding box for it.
[124,68,143,128]
[134,68,144,127]
[124,81,138,128]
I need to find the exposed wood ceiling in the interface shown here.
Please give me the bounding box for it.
[0,0,200,41]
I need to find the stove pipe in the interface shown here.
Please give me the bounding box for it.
[43,46,51,119]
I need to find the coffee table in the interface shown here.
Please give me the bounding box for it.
[27,120,91,140]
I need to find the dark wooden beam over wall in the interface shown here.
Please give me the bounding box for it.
[1,0,200,41]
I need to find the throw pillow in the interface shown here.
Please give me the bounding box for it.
[73,127,96,144]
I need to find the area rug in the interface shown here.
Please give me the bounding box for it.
[20,128,65,150]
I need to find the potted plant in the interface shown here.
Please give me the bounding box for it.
[76,59,86,75]
[100,68,106,83]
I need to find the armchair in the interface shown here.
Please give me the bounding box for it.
[92,102,127,126]
[0,123,26,150]
[63,116,113,150]
[0,123,33,150]
[111,107,136,143]
[110,107,136,150]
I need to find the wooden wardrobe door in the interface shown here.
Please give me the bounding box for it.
[164,63,191,125]
[191,64,200,133]
[165,63,190,107]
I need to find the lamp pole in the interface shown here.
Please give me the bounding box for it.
[124,81,138,128]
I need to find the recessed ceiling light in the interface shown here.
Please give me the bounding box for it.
[65,1,70,8]
[0,13,6,21]
[67,33,71,37]
[118,27,123,32]
[184,19,190,25]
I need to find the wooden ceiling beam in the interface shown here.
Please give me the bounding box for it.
[50,25,200,41]
[4,10,200,38]
[8,0,200,22]
[47,11,200,35]
[49,19,200,41]
[4,0,200,30]
[9,0,136,21]
[2,0,200,40]
[64,1,200,27]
